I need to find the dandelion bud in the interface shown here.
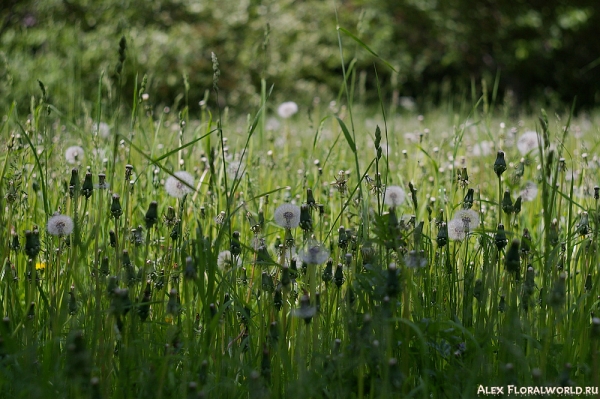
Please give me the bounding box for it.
[595,186,600,200]
[81,172,93,199]
[10,233,20,251]
[547,219,559,246]
[386,263,400,297]
[521,229,531,255]
[261,272,274,292]
[334,264,344,288]
[69,168,79,198]
[145,201,158,229]
[494,151,507,177]
[525,266,535,296]
[408,182,418,210]
[230,231,242,256]
[125,164,134,180]
[24,229,41,259]
[281,265,291,288]
[322,259,333,284]
[513,196,522,215]
[338,226,348,249]
[549,272,566,310]
[68,285,78,315]
[502,190,513,214]
[473,279,483,301]
[284,228,294,248]
[184,256,197,280]
[299,204,312,232]
[166,289,180,315]
[498,295,506,312]
[306,188,316,208]
[111,194,122,219]
[505,239,520,278]
[436,222,448,247]
[165,206,178,225]
[274,286,283,311]
[494,224,508,251]
[576,211,591,236]
[170,221,181,240]
[97,173,108,190]
[462,188,474,210]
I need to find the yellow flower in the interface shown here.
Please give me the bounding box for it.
[35,262,46,270]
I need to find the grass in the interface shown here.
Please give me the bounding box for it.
[1,36,600,399]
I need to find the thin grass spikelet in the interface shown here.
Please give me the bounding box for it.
[273,203,301,229]
[164,171,195,198]
[384,185,406,208]
[65,146,85,164]
[47,213,74,236]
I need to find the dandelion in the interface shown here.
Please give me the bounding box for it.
[277,101,298,119]
[517,131,541,155]
[164,171,194,198]
[447,219,466,241]
[65,146,84,164]
[452,209,480,232]
[93,122,111,139]
[274,203,301,229]
[404,250,428,268]
[217,250,241,270]
[47,213,74,236]
[35,262,46,270]
[384,186,406,208]
[472,141,493,157]
[519,181,538,202]
[299,239,329,265]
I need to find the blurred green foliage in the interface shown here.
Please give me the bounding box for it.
[1,0,599,113]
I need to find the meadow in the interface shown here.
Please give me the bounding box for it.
[2,35,600,399]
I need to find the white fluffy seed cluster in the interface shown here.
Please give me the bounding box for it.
[516,131,541,156]
[65,146,85,164]
[384,185,406,208]
[299,239,329,265]
[448,209,480,241]
[274,203,301,229]
[47,214,74,236]
[277,101,298,119]
[164,171,195,198]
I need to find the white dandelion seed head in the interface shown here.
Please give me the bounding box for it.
[299,239,329,265]
[65,146,85,164]
[452,209,480,231]
[93,122,111,139]
[404,250,428,268]
[277,101,298,119]
[217,250,241,271]
[519,181,539,202]
[447,219,466,241]
[274,203,301,229]
[164,171,195,198]
[517,131,541,156]
[384,186,406,208]
[266,117,281,131]
[472,140,494,157]
[47,214,74,236]
[226,160,245,180]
